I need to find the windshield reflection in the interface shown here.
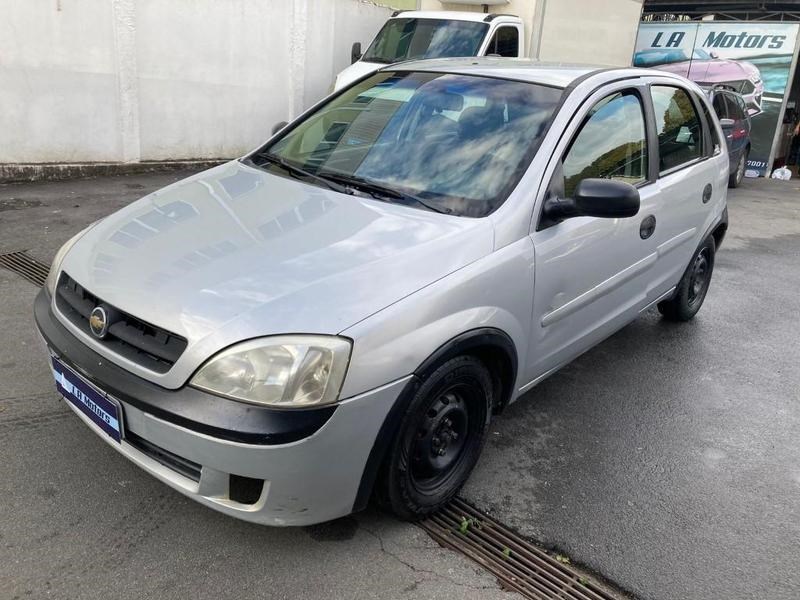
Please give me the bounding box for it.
[362,18,488,64]
[256,71,563,217]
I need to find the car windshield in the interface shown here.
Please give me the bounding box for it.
[362,18,489,64]
[251,71,563,217]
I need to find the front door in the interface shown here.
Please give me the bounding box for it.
[524,84,658,386]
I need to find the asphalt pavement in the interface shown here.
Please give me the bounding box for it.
[0,171,516,600]
[1,170,798,600]
[464,177,800,600]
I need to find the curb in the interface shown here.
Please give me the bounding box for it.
[0,160,229,184]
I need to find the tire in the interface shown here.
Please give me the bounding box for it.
[378,355,493,521]
[728,149,747,188]
[658,236,716,322]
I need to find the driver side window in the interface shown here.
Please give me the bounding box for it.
[556,91,648,198]
[485,26,519,57]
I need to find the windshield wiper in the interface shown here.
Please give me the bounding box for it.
[363,56,393,64]
[321,172,453,215]
[253,153,352,196]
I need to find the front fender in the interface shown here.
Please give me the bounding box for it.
[339,237,535,400]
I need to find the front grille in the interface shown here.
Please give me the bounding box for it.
[126,431,202,482]
[55,272,187,373]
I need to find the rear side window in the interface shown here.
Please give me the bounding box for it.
[712,93,727,119]
[725,93,746,121]
[736,95,748,117]
[700,94,722,156]
[560,91,648,198]
[486,26,519,57]
[651,86,703,173]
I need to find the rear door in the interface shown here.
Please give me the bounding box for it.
[643,81,727,293]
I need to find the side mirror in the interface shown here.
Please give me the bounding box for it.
[351,42,362,64]
[271,121,289,135]
[718,117,735,129]
[544,179,640,221]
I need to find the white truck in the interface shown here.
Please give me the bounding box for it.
[334,10,525,91]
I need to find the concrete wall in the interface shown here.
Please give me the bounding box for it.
[0,0,122,164]
[0,0,390,165]
[534,0,643,66]
[0,0,643,166]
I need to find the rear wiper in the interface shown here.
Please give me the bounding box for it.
[321,172,453,215]
[253,153,352,196]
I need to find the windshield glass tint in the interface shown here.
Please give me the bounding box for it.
[259,71,563,217]
[362,19,489,63]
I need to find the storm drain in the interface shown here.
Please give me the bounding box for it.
[420,498,623,600]
[0,251,49,287]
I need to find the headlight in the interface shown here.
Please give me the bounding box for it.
[45,223,97,296]
[191,336,352,408]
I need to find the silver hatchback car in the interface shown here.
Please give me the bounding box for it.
[35,60,728,526]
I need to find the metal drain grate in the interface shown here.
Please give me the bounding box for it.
[0,251,50,287]
[420,498,623,600]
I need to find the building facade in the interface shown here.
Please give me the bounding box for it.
[0,0,644,169]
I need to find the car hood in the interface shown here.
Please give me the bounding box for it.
[334,60,383,91]
[663,59,758,82]
[60,161,493,354]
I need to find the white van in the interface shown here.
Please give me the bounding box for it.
[334,11,525,91]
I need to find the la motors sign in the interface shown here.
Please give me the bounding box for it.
[641,23,795,55]
[651,30,788,50]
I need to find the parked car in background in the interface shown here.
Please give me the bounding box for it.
[334,11,524,91]
[634,48,763,116]
[708,86,752,187]
[35,61,728,526]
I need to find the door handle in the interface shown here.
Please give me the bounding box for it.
[702,183,713,204]
[640,215,656,240]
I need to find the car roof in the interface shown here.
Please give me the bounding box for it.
[389,11,520,24]
[386,58,687,89]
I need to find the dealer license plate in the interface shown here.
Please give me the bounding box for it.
[51,355,123,443]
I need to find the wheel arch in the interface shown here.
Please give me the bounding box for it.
[414,328,517,413]
[711,206,728,250]
[351,327,518,512]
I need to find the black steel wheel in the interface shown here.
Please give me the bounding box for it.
[378,355,492,520]
[658,236,716,322]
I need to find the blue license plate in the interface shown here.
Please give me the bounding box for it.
[51,356,123,443]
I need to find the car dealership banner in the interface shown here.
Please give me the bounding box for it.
[635,22,800,176]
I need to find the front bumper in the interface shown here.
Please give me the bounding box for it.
[34,288,408,526]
